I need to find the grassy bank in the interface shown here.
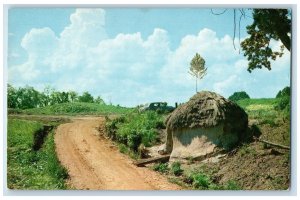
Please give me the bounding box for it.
[7,119,68,189]
[9,102,132,116]
[105,111,165,158]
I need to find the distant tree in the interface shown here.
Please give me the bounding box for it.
[275,86,290,112]
[17,86,41,109]
[60,92,69,103]
[78,91,94,103]
[41,85,55,106]
[38,92,48,107]
[68,91,78,102]
[229,91,250,102]
[189,53,207,93]
[7,84,18,108]
[7,84,107,109]
[241,9,291,72]
[276,86,290,98]
[94,96,105,104]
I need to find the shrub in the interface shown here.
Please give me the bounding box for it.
[105,111,163,154]
[170,161,183,176]
[191,173,211,189]
[153,163,169,174]
[228,91,250,102]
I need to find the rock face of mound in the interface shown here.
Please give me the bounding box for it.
[163,91,248,162]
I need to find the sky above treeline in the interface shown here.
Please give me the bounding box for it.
[7,8,290,107]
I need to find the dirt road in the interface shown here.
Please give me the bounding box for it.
[54,117,181,190]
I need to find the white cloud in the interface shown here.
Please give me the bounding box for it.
[8,9,291,107]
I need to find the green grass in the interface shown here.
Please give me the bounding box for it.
[170,162,183,176]
[237,98,288,124]
[7,119,68,189]
[106,111,164,157]
[153,163,169,174]
[185,171,241,190]
[18,102,132,115]
[236,98,279,110]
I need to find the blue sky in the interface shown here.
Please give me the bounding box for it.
[7,8,290,107]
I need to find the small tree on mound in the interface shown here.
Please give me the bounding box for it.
[189,53,207,93]
[228,91,250,102]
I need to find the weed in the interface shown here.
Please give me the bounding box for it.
[153,163,169,174]
[171,162,183,176]
[190,173,211,189]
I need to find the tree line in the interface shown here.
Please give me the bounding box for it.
[7,84,105,109]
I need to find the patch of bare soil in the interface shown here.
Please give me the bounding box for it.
[54,117,181,190]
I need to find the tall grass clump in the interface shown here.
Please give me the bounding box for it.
[105,111,164,154]
[7,119,68,189]
[170,162,183,176]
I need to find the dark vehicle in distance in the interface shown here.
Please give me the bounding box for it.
[139,102,175,113]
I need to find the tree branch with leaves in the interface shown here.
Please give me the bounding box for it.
[241,9,291,72]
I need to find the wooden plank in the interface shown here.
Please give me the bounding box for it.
[134,155,170,167]
[258,139,290,150]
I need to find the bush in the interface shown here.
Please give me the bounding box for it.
[228,91,250,102]
[190,173,211,189]
[153,163,169,174]
[105,111,163,154]
[170,161,183,176]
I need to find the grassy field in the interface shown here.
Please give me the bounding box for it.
[7,119,68,189]
[9,102,133,116]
